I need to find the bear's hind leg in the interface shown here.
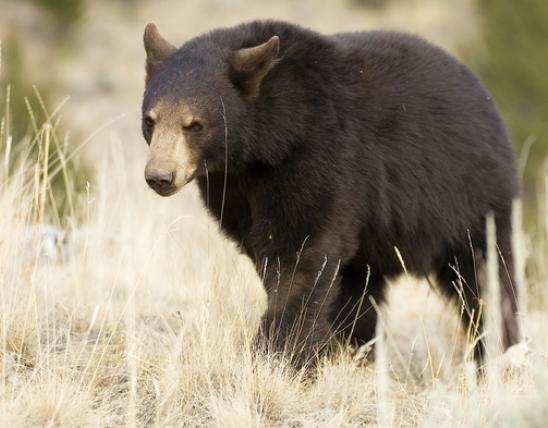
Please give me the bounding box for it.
[494,219,521,349]
[436,246,486,362]
[435,225,520,365]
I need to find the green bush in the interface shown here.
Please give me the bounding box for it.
[30,0,85,28]
[1,5,89,226]
[473,0,548,198]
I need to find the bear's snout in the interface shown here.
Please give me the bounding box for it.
[145,167,175,196]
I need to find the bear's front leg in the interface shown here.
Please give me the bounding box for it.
[256,254,341,368]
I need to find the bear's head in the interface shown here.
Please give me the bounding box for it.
[141,23,279,196]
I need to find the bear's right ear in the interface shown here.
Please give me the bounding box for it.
[143,23,176,84]
[228,36,280,98]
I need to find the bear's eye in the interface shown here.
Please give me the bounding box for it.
[142,116,155,142]
[182,121,203,133]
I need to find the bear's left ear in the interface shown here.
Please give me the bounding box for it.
[144,23,177,84]
[228,36,280,98]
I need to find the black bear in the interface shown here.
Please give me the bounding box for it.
[141,20,520,367]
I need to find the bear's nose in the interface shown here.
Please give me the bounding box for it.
[145,168,174,193]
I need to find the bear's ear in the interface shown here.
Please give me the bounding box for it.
[143,23,177,84]
[228,36,280,98]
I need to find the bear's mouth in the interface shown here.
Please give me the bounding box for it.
[153,186,179,197]
[147,169,199,197]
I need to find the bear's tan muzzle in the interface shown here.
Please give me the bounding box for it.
[145,129,197,196]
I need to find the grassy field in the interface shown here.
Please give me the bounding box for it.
[1,1,548,426]
[0,92,547,428]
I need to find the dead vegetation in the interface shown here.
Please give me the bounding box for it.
[0,96,547,427]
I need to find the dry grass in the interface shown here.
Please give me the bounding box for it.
[0,97,547,428]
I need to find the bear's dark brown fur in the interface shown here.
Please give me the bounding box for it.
[141,20,520,367]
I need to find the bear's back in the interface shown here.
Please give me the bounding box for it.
[325,30,519,263]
